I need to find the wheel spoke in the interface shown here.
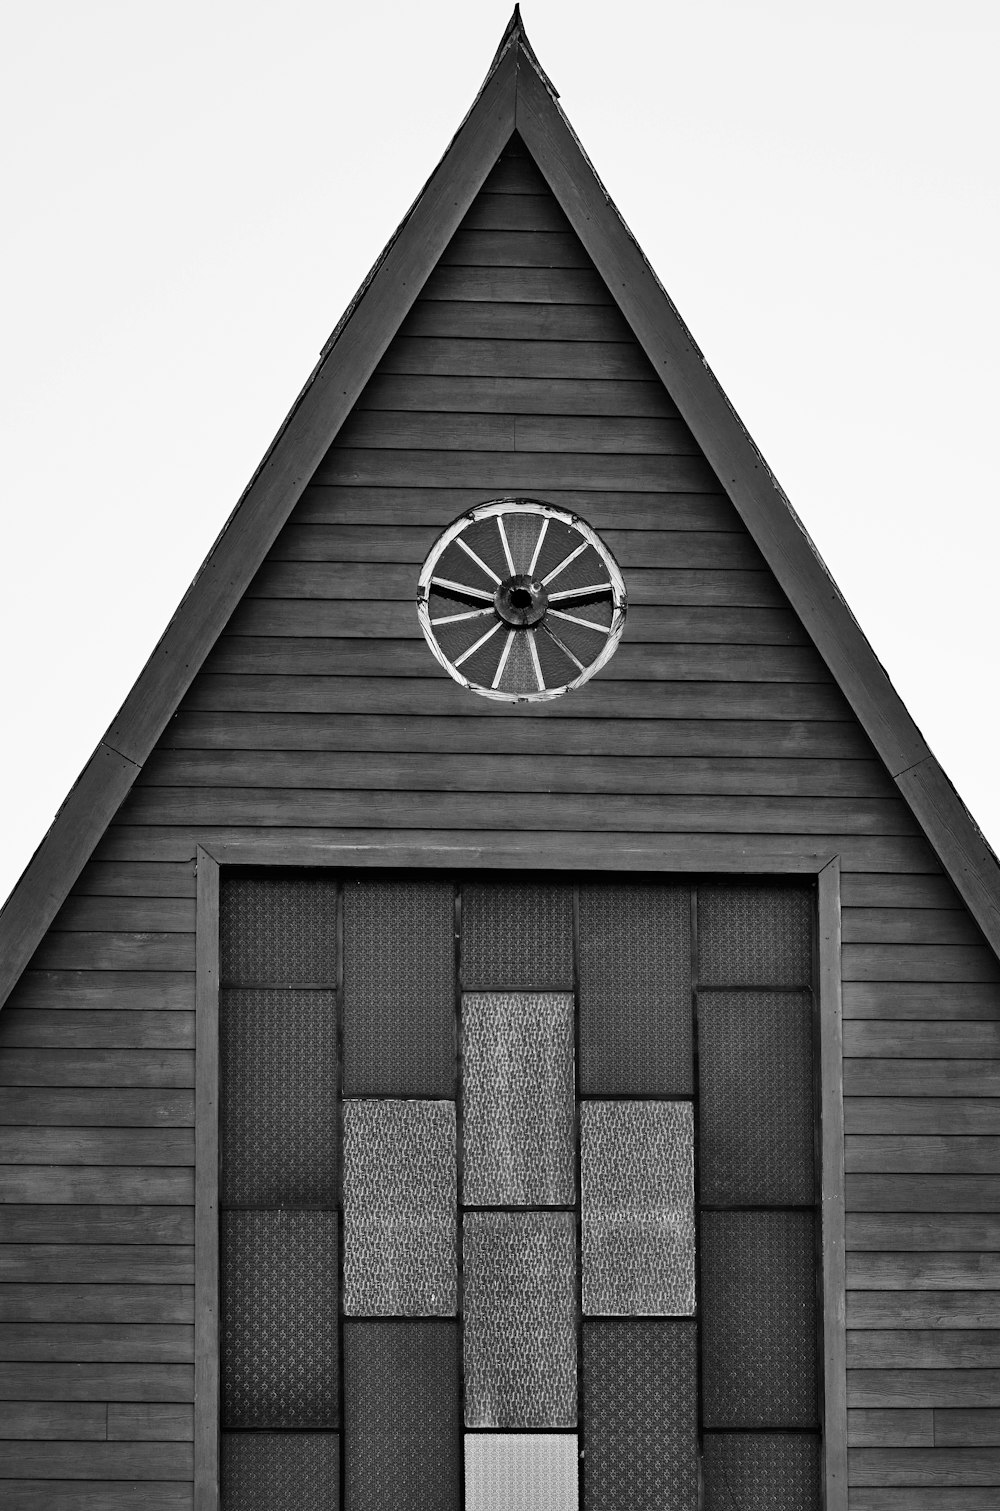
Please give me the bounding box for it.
[492,629,516,689]
[547,582,613,602]
[453,620,502,668]
[541,540,587,586]
[541,622,586,673]
[528,516,548,577]
[496,515,516,576]
[430,606,494,626]
[527,629,545,692]
[548,606,609,632]
[431,575,495,603]
[456,537,501,584]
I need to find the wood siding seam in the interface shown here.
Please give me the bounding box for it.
[819,857,849,1511]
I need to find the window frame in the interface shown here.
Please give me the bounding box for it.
[194,842,846,1511]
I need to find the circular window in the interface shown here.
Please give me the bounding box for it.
[416,499,626,701]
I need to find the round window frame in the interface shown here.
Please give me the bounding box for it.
[416,497,627,703]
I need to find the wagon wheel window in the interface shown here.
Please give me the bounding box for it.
[417,499,627,702]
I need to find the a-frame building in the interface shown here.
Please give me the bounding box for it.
[1,12,998,1509]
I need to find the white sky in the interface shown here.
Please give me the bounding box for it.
[1,0,998,909]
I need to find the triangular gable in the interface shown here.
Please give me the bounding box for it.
[2,8,998,1007]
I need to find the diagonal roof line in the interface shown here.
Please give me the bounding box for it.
[1,13,998,1011]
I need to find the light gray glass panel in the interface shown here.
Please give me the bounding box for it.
[465,1434,579,1511]
[463,1212,576,1428]
[581,1101,695,1316]
[462,993,575,1207]
[343,1099,456,1316]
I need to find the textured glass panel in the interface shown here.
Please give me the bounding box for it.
[465,1434,579,1511]
[221,1210,338,1428]
[699,990,816,1205]
[582,1320,698,1511]
[701,1210,819,1428]
[222,1433,339,1511]
[702,1433,821,1510]
[581,1101,695,1316]
[463,1212,576,1427]
[462,993,574,1206]
[343,880,456,1096]
[343,1099,456,1316]
[698,884,813,986]
[221,989,336,1207]
[462,881,573,989]
[220,877,337,985]
[579,884,692,1095]
[345,1321,460,1511]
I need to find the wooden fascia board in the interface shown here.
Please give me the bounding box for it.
[0,46,518,1011]
[514,48,1000,958]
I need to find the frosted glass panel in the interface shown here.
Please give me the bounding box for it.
[462,993,575,1206]
[581,1101,695,1316]
[221,1432,339,1511]
[343,1099,456,1316]
[463,1212,576,1428]
[462,881,573,989]
[465,1434,578,1511]
[702,1433,821,1510]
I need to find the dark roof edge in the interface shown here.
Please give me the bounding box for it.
[1,18,998,1010]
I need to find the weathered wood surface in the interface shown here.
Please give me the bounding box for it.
[0,1485,192,1511]
[0,1247,193,1283]
[0,1207,193,1244]
[0,1285,193,1322]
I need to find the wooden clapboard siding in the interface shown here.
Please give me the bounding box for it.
[1,137,996,1508]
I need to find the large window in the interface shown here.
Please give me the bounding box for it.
[214,873,823,1509]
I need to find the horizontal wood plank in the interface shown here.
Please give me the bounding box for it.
[27,935,194,973]
[377,334,657,379]
[164,710,871,758]
[849,1371,1000,1407]
[295,483,738,530]
[848,1294,1000,1328]
[846,1137,1000,1174]
[357,371,675,414]
[0,1207,193,1245]
[5,974,193,1013]
[841,875,966,910]
[49,898,195,934]
[0,1285,193,1323]
[203,637,822,683]
[314,445,720,491]
[118,786,914,837]
[0,1362,192,1400]
[848,1255,1000,1290]
[0,1013,193,1050]
[0,1484,191,1510]
[848,1409,934,1447]
[71,863,196,899]
[108,1403,193,1441]
[0,1089,194,1129]
[139,749,889,799]
[844,1062,1000,1097]
[936,1411,1000,1446]
[0,1167,193,1205]
[847,1216,1000,1253]
[458,191,573,231]
[184,675,853,721]
[0,1051,194,1089]
[0,1401,106,1440]
[849,1446,1000,1486]
[845,1100,1000,1136]
[421,264,612,303]
[847,1175,1000,1211]
[334,410,702,455]
[401,297,632,341]
[847,1333,1000,1369]
[437,229,593,267]
[0,1441,192,1477]
[842,946,1000,984]
[845,1022,1000,1058]
[0,1324,192,1363]
[843,982,1000,1020]
[0,1246,193,1284]
[849,1492,1000,1510]
[0,1129,192,1166]
[843,909,983,945]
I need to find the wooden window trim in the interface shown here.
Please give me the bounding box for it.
[193,842,846,1511]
